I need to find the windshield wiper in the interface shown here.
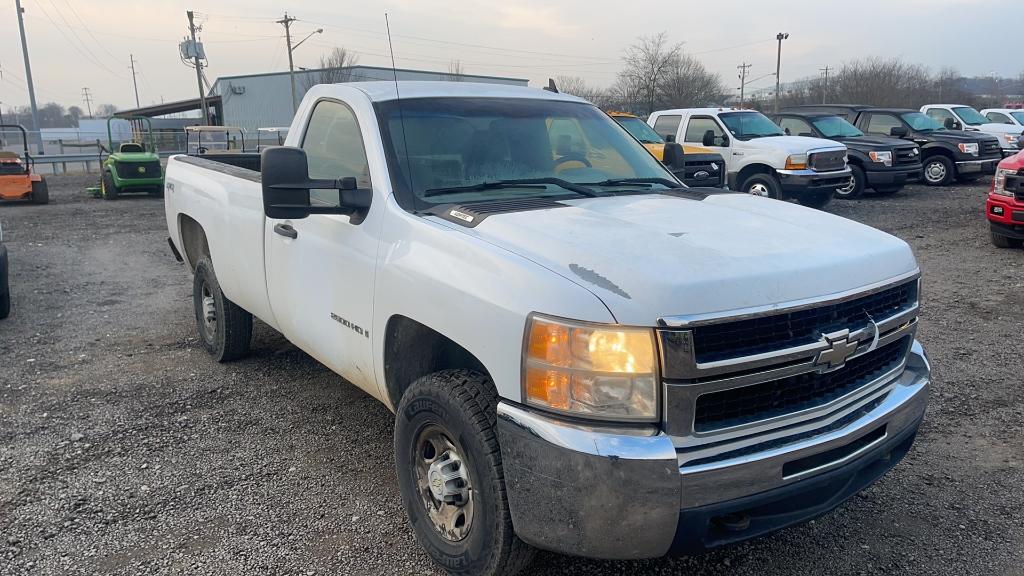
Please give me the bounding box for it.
[423,178,599,198]
[584,177,681,189]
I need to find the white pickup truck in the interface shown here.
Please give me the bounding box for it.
[648,107,852,208]
[164,82,930,575]
[921,104,1024,157]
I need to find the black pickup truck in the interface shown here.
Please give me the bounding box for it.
[791,105,1002,186]
[774,110,922,198]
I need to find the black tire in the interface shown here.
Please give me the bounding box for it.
[991,230,1022,249]
[797,191,833,210]
[922,155,954,186]
[395,369,534,576]
[31,179,49,204]
[872,186,901,195]
[192,257,252,362]
[101,171,119,200]
[834,164,865,199]
[0,276,9,320]
[740,173,781,199]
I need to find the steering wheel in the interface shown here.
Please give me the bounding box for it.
[554,153,592,168]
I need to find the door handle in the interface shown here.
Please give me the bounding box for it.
[274,223,298,239]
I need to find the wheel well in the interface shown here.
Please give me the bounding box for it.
[178,214,210,271]
[921,147,954,161]
[384,315,489,409]
[733,163,776,189]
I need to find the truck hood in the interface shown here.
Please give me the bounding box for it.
[834,135,914,151]
[974,123,1024,135]
[918,130,998,145]
[445,193,918,325]
[739,135,845,154]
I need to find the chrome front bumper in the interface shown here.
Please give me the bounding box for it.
[496,341,930,559]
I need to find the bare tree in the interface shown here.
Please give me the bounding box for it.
[616,33,682,115]
[302,47,360,93]
[94,103,119,118]
[554,75,611,107]
[658,53,725,109]
[443,60,465,82]
[829,57,934,108]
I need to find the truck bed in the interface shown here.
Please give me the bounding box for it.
[183,152,262,174]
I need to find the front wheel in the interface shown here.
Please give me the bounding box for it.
[192,258,252,362]
[923,156,954,186]
[740,173,781,199]
[991,230,1023,249]
[101,171,119,200]
[395,370,534,576]
[31,180,49,204]
[834,165,865,199]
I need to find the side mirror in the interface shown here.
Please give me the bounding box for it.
[662,142,685,170]
[890,126,909,138]
[944,117,960,130]
[665,134,676,143]
[702,129,718,147]
[784,127,791,135]
[261,146,372,223]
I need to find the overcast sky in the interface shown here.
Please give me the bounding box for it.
[0,0,1020,111]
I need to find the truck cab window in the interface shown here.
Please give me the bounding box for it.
[683,117,725,144]
[652,115,681,141]
[925,108,956,126]
[986,112,1011,124]
[864,114,904,136]
[301,100,372,205]
[777,117,815,137]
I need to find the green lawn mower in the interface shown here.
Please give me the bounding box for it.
[100,116,164,200]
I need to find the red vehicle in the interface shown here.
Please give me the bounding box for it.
[987,151,1024,248]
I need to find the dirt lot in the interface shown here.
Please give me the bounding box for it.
[1,175,1022,576]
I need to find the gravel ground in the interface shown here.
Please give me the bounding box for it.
[1,175,1021,576]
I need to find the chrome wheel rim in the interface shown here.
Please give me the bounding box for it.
[836,175,857,195]
[747,182,770,197]
[925,161,947,183]
[413,425,474,542]
[200,282,217,341]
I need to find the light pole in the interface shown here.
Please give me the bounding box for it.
[774,32,789,113]
[279,13,323,113]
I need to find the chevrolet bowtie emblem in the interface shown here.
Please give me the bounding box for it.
[815,330,859,372]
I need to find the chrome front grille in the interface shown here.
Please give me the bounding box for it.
[658,273,920,462]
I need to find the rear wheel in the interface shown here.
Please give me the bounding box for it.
[991,230,1023,249]
[740,173,781,199]
[395,370,534,576]
[922,155,954,186]
[0,266,9,320]
[101,171,119,200]
[834,165,865,199]
[192,257,252,362]
[31,180,48,204]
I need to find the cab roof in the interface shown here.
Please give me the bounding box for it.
[343,81,588,104]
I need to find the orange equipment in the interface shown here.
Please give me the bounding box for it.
[0,124,47,204]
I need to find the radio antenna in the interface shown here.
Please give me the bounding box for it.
[385,13,415,199]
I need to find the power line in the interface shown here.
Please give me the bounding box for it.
[35,0,125,78]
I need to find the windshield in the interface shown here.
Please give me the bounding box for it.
[719,111,785,140]
[901,112,944,132]
[1010,112,1024,125]
[810,116,863,138]
[952,106,988,126]
[613,115,664,144]
[376,97,678,207]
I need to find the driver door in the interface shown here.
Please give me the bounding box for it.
[264,99,379,394]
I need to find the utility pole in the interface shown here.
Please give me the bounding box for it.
[129,54,140,108]
[81,87,93,118]
[14,0,42,153]
[187,11,209,124]
[819,66,831,104]
[737,62,752,109]
[774,32,789,113]
[277,13,298,112]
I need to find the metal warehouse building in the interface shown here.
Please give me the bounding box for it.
[208,65,528,133]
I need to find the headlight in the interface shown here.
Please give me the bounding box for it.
[958,142,979,155]
[869,150,893,166]
[1003,133,1021,148]
[784,154,808,170]
[523,314,658,422]
[993,168,1015,196]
